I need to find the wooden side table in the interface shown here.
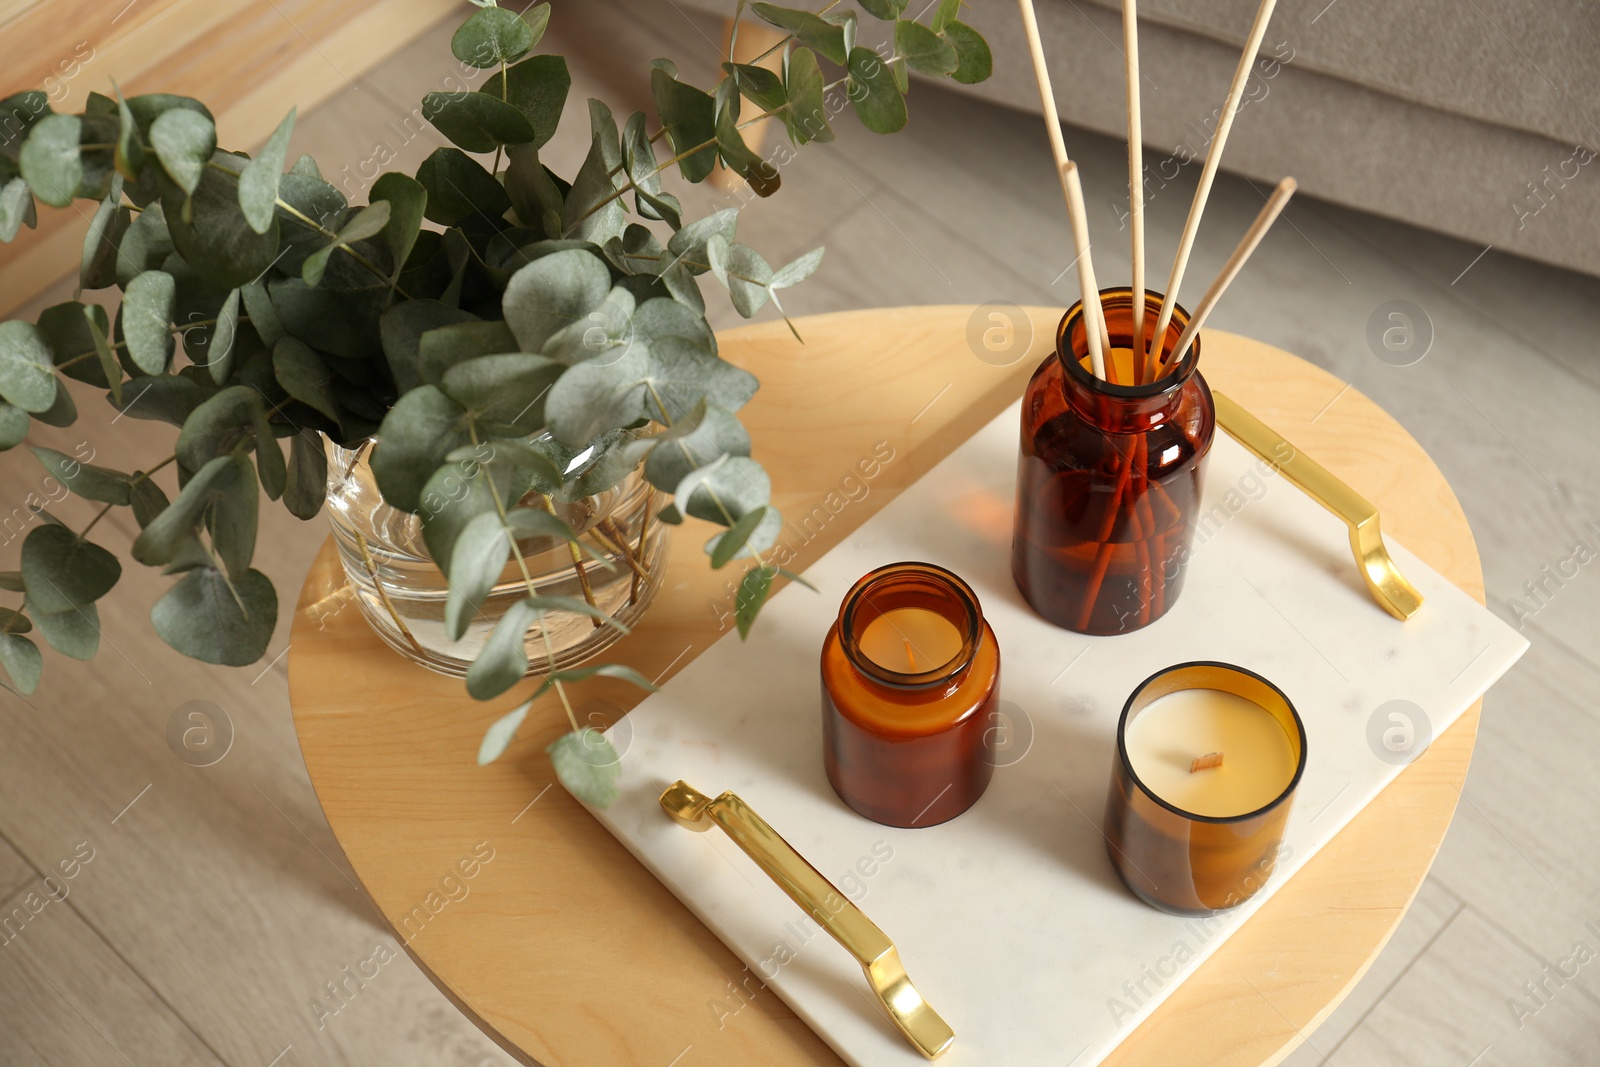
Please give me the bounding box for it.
[289,306,1483,1067]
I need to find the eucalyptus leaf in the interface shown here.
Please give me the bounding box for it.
[650,67,719,184]
[416,147,511,225]
[847,46,908,133]
[114,201,173,288]
[370,385,472,513]
[0,177,36,242]
[283,429,326,520]
[31,447,133,505]
[238,107,296,234]
[735,563,776,637]
[895,18,958,75]
[21,524,121,614]
[452,5,535,68]
[665,209,738,275]
[133,453,257,582]
[109,374,206,426]
[466,599,537,700]
[207,288,242,384]
[122,270,177,375]
[441,353,561,437]
[0,633,41,694]
[444,510,511,641]
[643,402,750,491]
[30,599,99,660]
[544,344,648,448]
[477,698,533,763]
[561,113,626,243]
[149,108,216,195]
[480,54,570,149]
[272,338,340,424]
[164,159,281,290]
[502,248,612,352]
[675,454,770,526]
[858,0,906,18]
[781,47,833,146]
[750,3,848,65]
[370,172,426,272]
[547,728,621,806]
[80,191,131,291]
[712,241,773,317]
[708,504,767,567]
[150,565,277,666]
[0,321,59,413]
[417,319,519,385]
[0,403,29,450]
[130,475,170,528]
[18,114,82,208]
[945,21,993,84]
[423,92,536,154]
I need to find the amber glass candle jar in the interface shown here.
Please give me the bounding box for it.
[1102,662,1306,915]
[1012,289,1215,635]
[821,562,1000,828]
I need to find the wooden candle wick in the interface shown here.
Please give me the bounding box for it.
[1123,0,1147,384]
[1016,0,1113,375]
[1159,177,1297,372]
[1190,752,1225,772]
[1144,0,1280,382]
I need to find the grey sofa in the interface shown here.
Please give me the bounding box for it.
[682,0,1600,277]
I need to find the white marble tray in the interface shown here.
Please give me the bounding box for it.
[577,401,1527,1067]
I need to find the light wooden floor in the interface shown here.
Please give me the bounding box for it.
[3,3,1599,1065]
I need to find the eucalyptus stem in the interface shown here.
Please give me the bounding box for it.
[353,530,427,658]
[79,502,114,540]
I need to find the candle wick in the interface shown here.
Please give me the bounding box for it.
[1190,751,1225,773]
[904,639,918,671]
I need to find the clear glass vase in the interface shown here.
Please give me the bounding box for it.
[323,437,669,678]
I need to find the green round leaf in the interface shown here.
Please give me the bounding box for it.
[750,3,848,65]
[284,429,327,521]
[0,321,59,413]
[31,600,99,660]
[441,353,562,437]
[149,108,216,194]
[945,20,992,84]
[272,338,340,424]
[482,55,571,149]
[164,159,281,290]
[452,6,535,68]
[18,114,83,208]
[544,344,648,448]
[477,698,532,764]
[467,599,538,701]
[0,402,29,450]
[895,18,958,75]
[238,107,296,234]
[548,727,621,807]
[649,68,719,184]
[445,511,512,641]
[415,147,511,226]
[122,270,177,375]
[847,46,908,133]
[21,524,121,615]
[501,248,613,352]
[370,385,472,513]
[0,176,37,241]
[151,566,277,666]
[0,633,42,695]
[781,47,833,147]
[422,92,536,153]
[31,447,133,505]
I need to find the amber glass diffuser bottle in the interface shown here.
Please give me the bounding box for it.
[1102,662,1307,915]
[821,562,1000,828]
[1013,289,1215,635]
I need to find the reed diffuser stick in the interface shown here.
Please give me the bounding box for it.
[1159,177,1297,371]
[1016,0,1113,369]
[1061,161,1109,381]
[1144,0,1280,381]
[1123,0,1147,382]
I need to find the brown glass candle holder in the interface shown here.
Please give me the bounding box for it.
[1103,662,1306,916]
[1012,288,1215,635]
[821,562,1000,828]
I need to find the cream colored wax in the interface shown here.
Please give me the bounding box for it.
[857,608,964,673]
[1123,688,1297,818]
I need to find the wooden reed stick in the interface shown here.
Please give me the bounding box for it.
[1061,161,1108,381]
[1159,176,1297,371]
[1144,0,1280,380]
[1123,0,1146,383]
[1016,0,1112,369]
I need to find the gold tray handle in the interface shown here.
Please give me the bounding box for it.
[1213,390,1423,621]
[660,781,955,1060]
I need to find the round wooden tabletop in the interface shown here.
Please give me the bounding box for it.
[289,306,1482,1067]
